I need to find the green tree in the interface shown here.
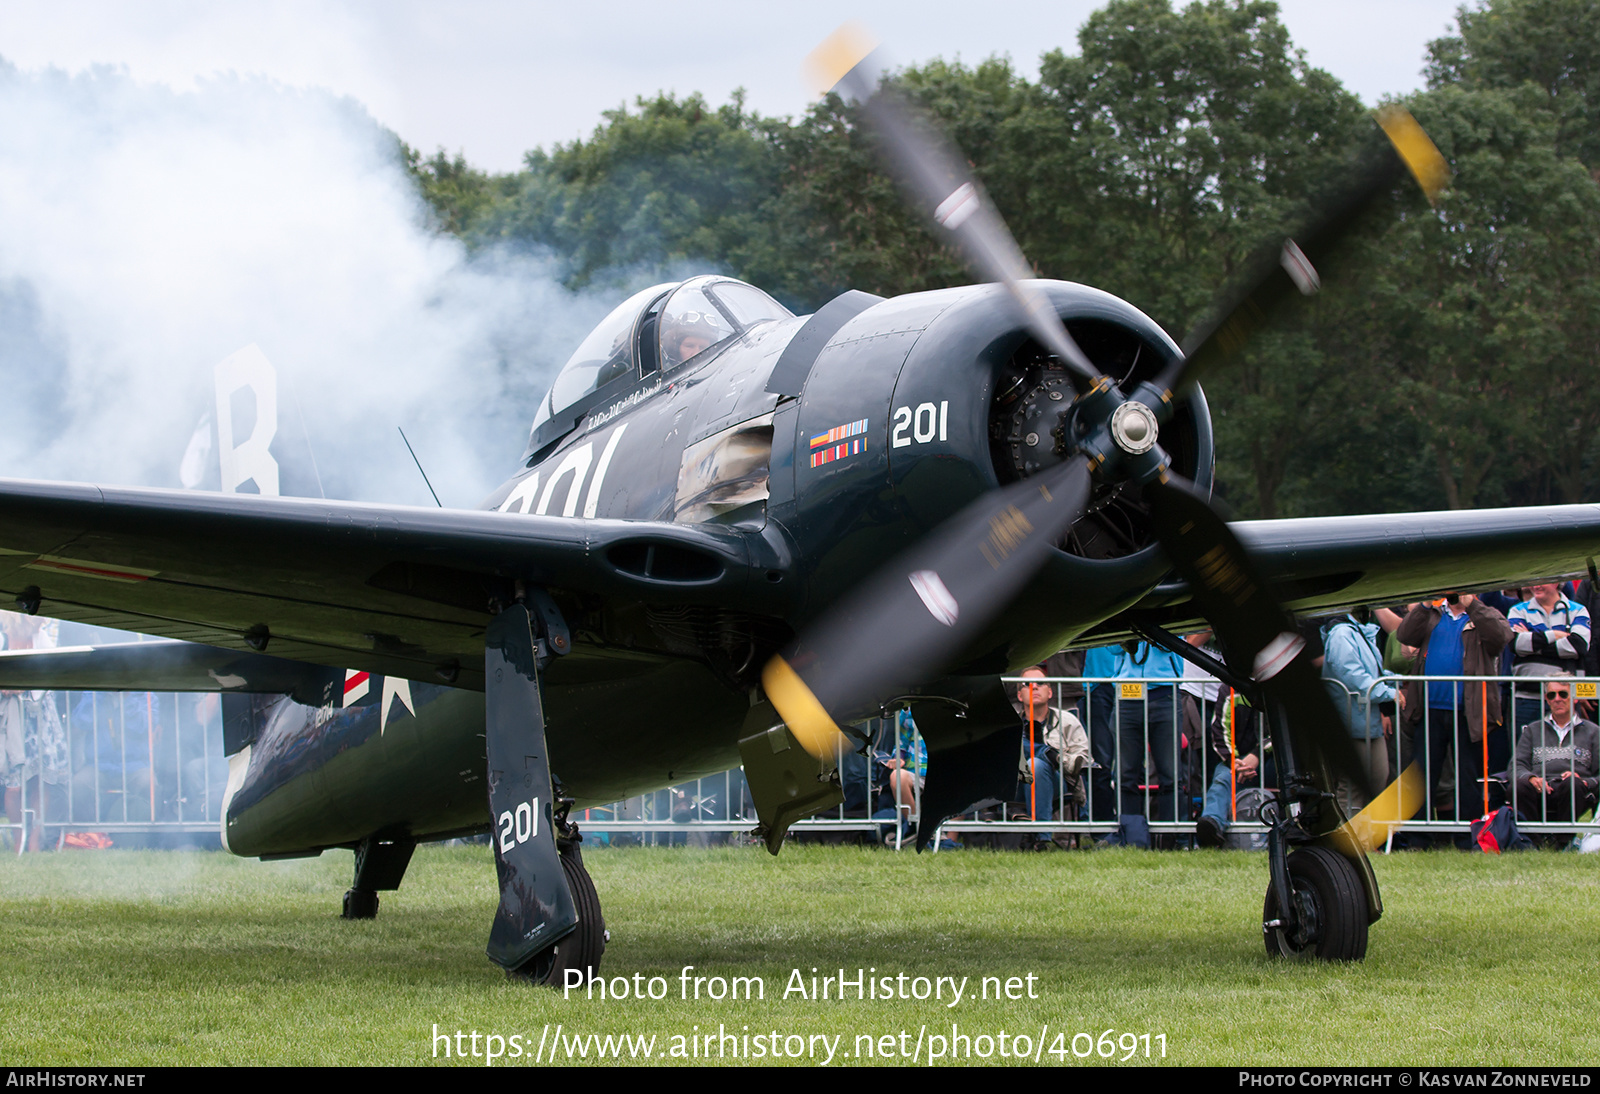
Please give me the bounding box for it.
[471,91,783,290]
[401,144,519,237]
[1002,0,1373,516]
[1381,84,1600,507]
[1019,0,1367,333]
[760,57,1029,307]
[1426,0,1600,167]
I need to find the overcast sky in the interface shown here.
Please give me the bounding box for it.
[1,0,1471,174]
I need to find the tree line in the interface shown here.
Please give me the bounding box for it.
[405,0,1600,520]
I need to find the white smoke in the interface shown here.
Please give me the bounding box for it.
[0,59,628,507]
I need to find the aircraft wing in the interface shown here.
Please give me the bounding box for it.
[0,641,334,701]
[0,478,789,691]
[1124,503,1600,628]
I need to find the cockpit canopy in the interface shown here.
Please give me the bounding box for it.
[527,276,792,457]
[545,283,674,416]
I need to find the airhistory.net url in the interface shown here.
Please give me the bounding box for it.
[429,1023,1168,1064]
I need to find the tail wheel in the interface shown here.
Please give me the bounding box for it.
[341,888,379,919]
[514,845,607,985]
[1263,846,1368,962]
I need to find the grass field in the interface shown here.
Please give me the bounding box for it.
[1,842,1595,1066]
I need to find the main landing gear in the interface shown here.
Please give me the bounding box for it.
[512,806,607,984]
[1259,782,1376,963]
[1129,623,1380,962]
[1262,842,1369,961]
[484,595,606,986]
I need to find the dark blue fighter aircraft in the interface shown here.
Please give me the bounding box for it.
[0,34,1596,978]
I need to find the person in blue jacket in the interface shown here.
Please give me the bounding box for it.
[1082,644,1122,821]
[1114,640,1186,823]
[1320,608,1398,815]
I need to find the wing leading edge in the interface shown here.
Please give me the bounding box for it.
[0,478,794,690]
[1122,503,1600,631]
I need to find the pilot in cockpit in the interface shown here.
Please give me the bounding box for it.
[661,310,724,369]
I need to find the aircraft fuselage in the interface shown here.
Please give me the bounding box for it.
[224,277,1207,856]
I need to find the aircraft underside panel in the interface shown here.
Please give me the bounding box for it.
[220,652,751,857]
[222,686,487,857]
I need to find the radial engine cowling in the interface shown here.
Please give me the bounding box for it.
[787,280,1212,634]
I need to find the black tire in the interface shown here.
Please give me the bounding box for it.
[1263,846,1368,961]
[515,846,607,985]
[341,888,379,919]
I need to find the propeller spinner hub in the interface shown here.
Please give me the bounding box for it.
[1110,400,1160,455]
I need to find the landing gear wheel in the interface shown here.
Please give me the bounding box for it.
[513,846,607,985]
[341,888,379,919]
[1263,846,1367,961]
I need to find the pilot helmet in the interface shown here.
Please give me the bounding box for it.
[662,310,724,366]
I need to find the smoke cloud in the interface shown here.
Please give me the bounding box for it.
[0,58,632,507]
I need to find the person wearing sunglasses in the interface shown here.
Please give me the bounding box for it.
[1511,675,1598,824]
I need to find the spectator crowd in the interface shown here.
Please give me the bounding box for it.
[5,577,1598,855]
[950,574,1599,852]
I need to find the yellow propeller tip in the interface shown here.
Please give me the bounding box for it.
[805,22,880,97]
[1334,761,1428,852]
[1378,107,1451,206]
[762,655,848,760]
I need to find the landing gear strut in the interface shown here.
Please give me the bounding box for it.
[1249,689,1379,963]
[1133,624,1380,962]
[341,835,416,920]
[484,595,606,986]
[1259,772,1374,962]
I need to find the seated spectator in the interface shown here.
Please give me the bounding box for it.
[1512,674,1598,824]
[1013,667,1090,828]
[876,708,926,839]
[1508,582,1591,735]
[1195,689,1274,847]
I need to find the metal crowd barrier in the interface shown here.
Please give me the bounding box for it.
[6,675,1594,855]
[579,677,1251,848]
[581,673,1600,849]
[1,691,227,852]
[579,720,921,849]
[1360,674,1600,839]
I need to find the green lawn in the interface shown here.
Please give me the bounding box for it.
[0,842,1593,1065]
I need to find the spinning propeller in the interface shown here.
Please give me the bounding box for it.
[765,25,1450,815]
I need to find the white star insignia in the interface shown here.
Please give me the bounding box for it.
[381,676,414,731]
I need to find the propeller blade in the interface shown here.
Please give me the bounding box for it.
[1141,473,1368,802]
[765,455,1094,759]
[807,25,1102,385]
[1328,762,1427,855]
[1154,107,1450,398]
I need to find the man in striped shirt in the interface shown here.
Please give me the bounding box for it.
[1508,582,1591,738]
